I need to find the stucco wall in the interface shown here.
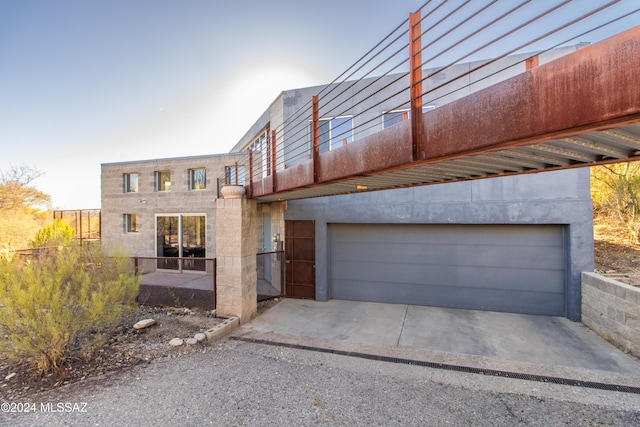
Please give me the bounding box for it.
[582,272,640,358]
[101,153,245,258]
[285,168,594,321]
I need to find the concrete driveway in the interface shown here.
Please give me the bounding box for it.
[240,299,640,388]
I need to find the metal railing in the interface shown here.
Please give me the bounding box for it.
[132,256,216,275]
[216,1,640,199]
[53,209,101,245]
[257,251,284,300]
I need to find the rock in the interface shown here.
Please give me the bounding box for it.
[186,338,198,345]
[133,319,156,330]
[5,373,16,381]
[194,333,206,342]
[169,338,184,347]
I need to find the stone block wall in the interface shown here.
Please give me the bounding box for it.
[215,198,258,322]
[101,153,245,258]
[582,272,640,358]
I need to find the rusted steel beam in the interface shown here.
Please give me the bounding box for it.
[271,129,277,193]
[249,27,640,200]
[312,95,320,183]
[250,161,314,198]
[410,11,424,161]
[526,55,539,70]
[422,26,640,161]
[248,150,254,198]
[319,121,412,182]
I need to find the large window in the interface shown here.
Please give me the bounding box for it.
[124,173,138,193]
[155,171,171,192]
[189,168,206,190]
[156,215,206,271]
[124,214,139,233]
[309,116,353,154]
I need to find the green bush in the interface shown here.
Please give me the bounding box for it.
[31,218,75,248]
[0,244,140,373]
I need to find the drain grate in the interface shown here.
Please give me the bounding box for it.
[231,336,640,394]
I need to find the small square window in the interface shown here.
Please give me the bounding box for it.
[124,173,139,193]
[189,168,206,190]
[155,171,171,192]
[124,214,139,233]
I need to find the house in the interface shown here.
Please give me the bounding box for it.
[101,153,246,271]
[101,44,593,322]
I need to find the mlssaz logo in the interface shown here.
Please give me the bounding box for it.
[40,402,88,413]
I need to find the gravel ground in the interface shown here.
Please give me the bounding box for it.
[2,337,639,427]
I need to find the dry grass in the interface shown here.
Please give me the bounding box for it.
[593,215,640,286]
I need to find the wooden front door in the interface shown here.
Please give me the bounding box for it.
[285,220,316,299]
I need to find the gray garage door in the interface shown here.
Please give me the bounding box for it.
[329,224,566,316]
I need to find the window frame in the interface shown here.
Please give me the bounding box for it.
[189,168,206,190]
[155,170,171,192]
[124,213,139,233]
[123,173,139,193]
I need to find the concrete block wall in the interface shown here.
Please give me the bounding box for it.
[101,153,245,258]
[582,272,640,358]
[215,198,258,322]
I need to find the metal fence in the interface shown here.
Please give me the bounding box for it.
[132,256,216,276]
[257,251,284,300]
[53,209,101,245]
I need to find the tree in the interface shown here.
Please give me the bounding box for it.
[591,162,640,243]
[0,165,52,252]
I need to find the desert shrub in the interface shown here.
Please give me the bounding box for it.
[0,244,140,373]
[31,218,75,248]
[591,163,640,243]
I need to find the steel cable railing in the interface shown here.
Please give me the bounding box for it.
[422,2,639,108]
[216,0,639,198]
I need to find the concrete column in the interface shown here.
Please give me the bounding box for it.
[215,198,258,323]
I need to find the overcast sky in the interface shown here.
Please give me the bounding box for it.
[1,0,638,209]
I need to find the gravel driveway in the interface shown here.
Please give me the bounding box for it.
[3,338,640,426]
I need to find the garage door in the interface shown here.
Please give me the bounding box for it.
[329,224,566,316]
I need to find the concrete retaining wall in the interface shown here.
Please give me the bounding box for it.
[582,272,640,358]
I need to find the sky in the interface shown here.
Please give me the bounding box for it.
[0,0,638,209]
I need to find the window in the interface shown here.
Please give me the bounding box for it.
[124,173,138,193]
[225,165,246,185]
[155,171,171,192]
[189,168,206,190]
[383,106,435,129]
[383,110,409,129]
[156,214,206,271]
[124,214,139,233]
[309,116,353,154]
[248,131,271,177]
